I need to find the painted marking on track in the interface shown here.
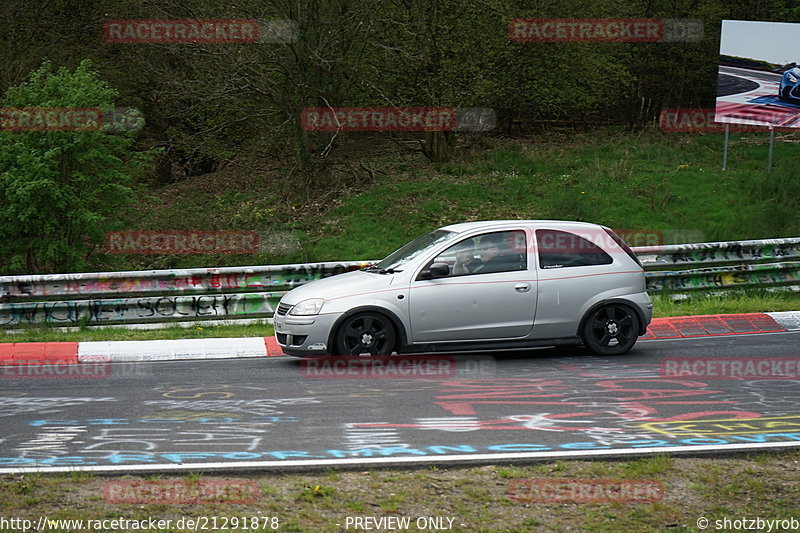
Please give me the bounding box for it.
[2,441,800,475]
[640,415,800,436]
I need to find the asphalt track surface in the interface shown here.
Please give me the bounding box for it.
[716,65,800,126]
[1,331,799,474]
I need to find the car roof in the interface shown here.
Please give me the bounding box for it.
[439,220,605,233]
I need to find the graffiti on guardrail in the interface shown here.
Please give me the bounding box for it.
[0,293,283,326]
[645,262,800,292]
[0,262,371,300]
[2,238,800,327]
[634,238,800,267]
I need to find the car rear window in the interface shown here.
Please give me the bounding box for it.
[536,229,613,268]
[602,227,643,267]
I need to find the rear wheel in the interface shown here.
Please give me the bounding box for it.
[333,312,397,358]
[581,304,639,355]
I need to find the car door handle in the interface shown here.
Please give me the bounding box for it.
[514,283,531,292]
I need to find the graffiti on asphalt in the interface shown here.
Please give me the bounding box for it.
[4,433,800,466]
[3,361,800,467]
[0,397,117,418]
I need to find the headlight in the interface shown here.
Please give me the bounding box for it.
[289,298,325,316]
[788,73,798,83]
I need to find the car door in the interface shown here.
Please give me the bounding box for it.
[408,229,537,342]
[533,227,622,338]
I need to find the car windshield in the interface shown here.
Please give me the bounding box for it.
[373,230,456,271]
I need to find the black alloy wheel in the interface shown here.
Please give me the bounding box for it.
[581,304,639,355]
[334,312,397,358]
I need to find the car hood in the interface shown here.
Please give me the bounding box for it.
[279,270,400,305]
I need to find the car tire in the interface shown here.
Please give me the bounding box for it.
[581,304,639,355]
[780,86,790,101]
[333,312,397,358]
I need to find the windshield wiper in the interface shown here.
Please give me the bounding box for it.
[363,266,402,274]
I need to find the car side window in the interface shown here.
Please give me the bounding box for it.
[430,230,527,276]
[536,229,613,268]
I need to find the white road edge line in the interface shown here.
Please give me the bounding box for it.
[2,441,800,475]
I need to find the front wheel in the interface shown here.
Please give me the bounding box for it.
[581,304,639,355]
[333,312,397,358]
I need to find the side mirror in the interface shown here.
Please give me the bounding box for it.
[429,262,450,278]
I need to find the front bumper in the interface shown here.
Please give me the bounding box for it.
[273,311,342,356]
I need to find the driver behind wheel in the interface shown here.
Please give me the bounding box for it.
[471,233,516,274]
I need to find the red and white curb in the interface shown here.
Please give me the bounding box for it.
[640,311,800,340]
[1,311,798,365]
[0,337,283,365]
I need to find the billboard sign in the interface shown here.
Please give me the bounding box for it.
[716,20,800,128]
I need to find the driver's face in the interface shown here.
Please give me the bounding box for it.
[479,243,499,261]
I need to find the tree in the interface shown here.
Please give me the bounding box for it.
[360,0,511,162]
[0,60,155,274]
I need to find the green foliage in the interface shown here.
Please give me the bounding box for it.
[1,0,799,273]
[2,0,800,172]
[0,60,155,274]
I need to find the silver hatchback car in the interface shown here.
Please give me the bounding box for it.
[274,220,652,357]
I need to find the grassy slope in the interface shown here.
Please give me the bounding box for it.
[300,129,800,262]
[113,128,800,271]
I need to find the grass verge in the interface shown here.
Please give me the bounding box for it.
[650,289,800,318]
[2,451,798,532]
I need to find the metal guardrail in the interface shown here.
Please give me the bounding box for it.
[635,237,800,293]
[1,238,799,327]
[0,262,371,328]
[634,237,800,267]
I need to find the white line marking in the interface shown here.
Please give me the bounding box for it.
[2,441,799,474]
